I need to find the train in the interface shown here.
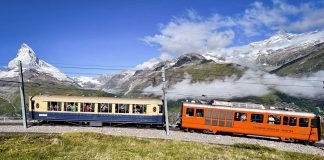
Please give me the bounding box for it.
[29,95,164,126]
[28,95,321,143]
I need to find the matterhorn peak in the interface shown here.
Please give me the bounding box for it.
[0,43,71,81]
[7,43,39,70]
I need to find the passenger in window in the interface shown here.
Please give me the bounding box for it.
[103,105,108,112]
[71,103,77,112]
[290,117,296,126]
[240,113,246,121]
[67,104,72,111]
[86,105,91,112]
[268,115,275,124]
[235,113,240,121]
[120,105,125,113]
[135,105,141,113]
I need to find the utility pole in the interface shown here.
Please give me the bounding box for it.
[162,67,170,135]
[18,61,28,129]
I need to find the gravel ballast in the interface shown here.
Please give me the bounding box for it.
[0,125,323,156]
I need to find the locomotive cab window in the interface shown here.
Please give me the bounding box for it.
[234,112,247,121]
[251,114,264,123]
[47,102,62,111]
[80,103,94,112]
[133,104,147,114]
[283,116,297,126]
[186,108,194,117]
[299,118,309,127]
[196,109,204,118]
[115,104,129,113]
[98,103,112,113]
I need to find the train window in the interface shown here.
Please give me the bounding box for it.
[206,109,211,118]
[220,111,226,120]
[212,111,219,126]
[64,102,79,112]
[283,116,297,126]
[159,105,163,113]
[132,104,147,114]
[234,112,246,121]
[115,104,129,113]
[251,114,264,123]
[196,109,204,118]
[47,102,62,111]
[267,115,281,125]
[299,118,309,127]
[311,119,318,128]
[186,108,194,117]
[226,112,232,120]
[80,103,94,112]
[212,111,219,119]
[98,103,112,113]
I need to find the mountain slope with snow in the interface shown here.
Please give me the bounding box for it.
[205,30,324,71]
[0,43,71,81]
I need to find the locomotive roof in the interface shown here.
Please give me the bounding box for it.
[31,95,162,104]
[183,102,316,117]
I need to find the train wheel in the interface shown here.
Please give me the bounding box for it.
[189,129,194,133]
[303,141,314,145]
[184,128,189,132]
[280,137,286,142]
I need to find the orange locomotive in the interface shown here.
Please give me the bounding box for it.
[181,102,321,143]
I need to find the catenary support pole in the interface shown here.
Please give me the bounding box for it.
[18,61,28,129]
[162,67,170,135]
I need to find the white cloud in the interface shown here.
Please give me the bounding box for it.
[144,0,324,57]
[143,70,324,100]
[144,10,236,56]
[287,4,324,31]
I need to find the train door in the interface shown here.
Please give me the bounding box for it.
[310,117,321,141]
[219,110,233,128]
[30,98,35,119]
[181,106,195,128]
[211,109,219,128]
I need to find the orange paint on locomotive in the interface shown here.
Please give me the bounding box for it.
[181,103,321,142]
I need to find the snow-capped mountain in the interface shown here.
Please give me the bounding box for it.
[97,30,324,95]
[72,74,113,89]
[204,30,324,71]
[0,43,71,81]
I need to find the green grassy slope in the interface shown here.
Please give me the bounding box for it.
[0,132,322,160]
[0,97,16,116]
[274,46,324,76]
[168,63,245,83]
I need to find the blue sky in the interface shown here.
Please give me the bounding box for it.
[0,0,323,76]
